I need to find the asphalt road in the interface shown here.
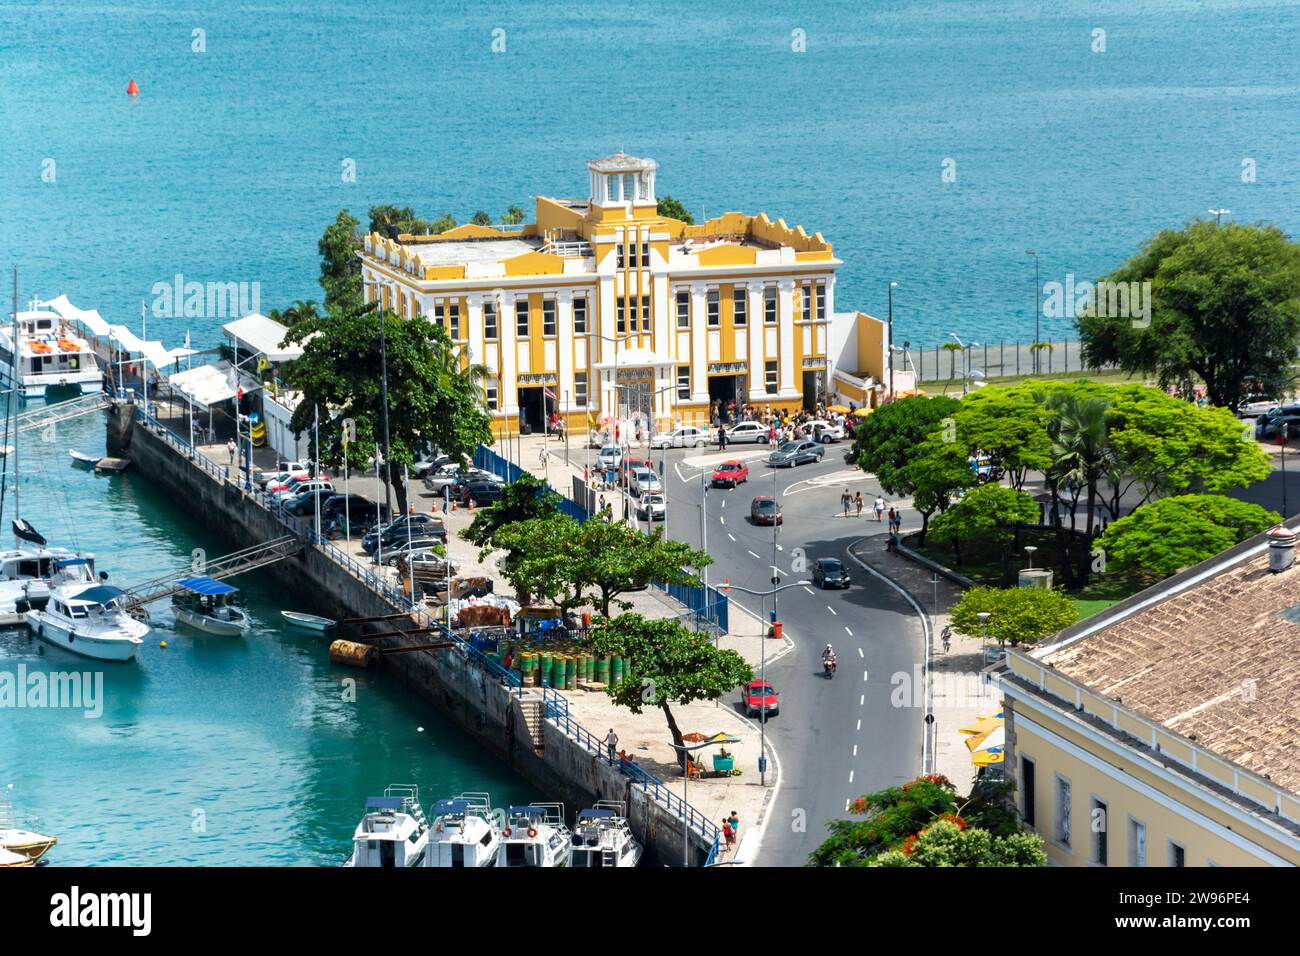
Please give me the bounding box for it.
[620,439,926,866]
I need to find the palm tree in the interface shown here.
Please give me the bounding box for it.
[267,299,322,327]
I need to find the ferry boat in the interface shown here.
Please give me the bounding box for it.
[496,803,571,868]
[567,801,643,868]
[1,306,102,400]
[427,792,500,867]
[0,786,56,864]
[344,785,430,868]
[172,576,248,636]
[26,583,148,662]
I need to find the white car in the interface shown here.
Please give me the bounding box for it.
[274,478,333,505]
[810,421,845,443]
[597,445,624,470]
[722,421,768,444]
[650,426,709,449]
[629,468,663,497]
[636,493,666,521]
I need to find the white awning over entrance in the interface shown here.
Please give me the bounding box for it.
[168,362,261,412]
[222,314,306,362]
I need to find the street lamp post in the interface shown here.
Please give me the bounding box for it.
[363,276,395,520]
[1024,545,1037,570]
[1025,250,1040,373]
[1208,208,1231,226]
[887,281,898,400]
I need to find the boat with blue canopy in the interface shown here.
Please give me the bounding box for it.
[172,576,248,636]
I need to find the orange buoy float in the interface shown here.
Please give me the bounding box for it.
[126,79,140,96]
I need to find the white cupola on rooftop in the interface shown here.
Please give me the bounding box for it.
[588,151,657,208]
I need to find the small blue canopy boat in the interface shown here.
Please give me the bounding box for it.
[172,576,248,636]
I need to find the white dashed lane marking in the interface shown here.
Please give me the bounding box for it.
[826,606,837,616]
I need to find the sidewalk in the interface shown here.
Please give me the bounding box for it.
[848,529,1001,794]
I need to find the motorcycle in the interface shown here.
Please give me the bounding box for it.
[823,657,837,679]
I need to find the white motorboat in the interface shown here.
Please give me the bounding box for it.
[567,801,643,868]
[496,803,571,868]
[26,583,148,662]
[69,449,100,467]
[344,785,429,868]
[0,539,99,626]
[172,576,248,636]
[0,306,102,400]
[280,610,336,633]
[0,786,56,864]
[427,792,500,867]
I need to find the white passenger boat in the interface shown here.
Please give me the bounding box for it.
[0,787,56,864]
[567,801,643,868]
[344,785,430,868]
[0,306,102,400]
[26,583,148,662]
[172,576,248,636]
[427,792,500,867]
[497,803,570,868]
[0,538,99,626]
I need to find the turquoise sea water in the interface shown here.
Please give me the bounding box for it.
[3,0,1300,348]
[0,407,538,865]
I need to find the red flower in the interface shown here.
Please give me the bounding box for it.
[940,813,968,830]
[899,834,919,856]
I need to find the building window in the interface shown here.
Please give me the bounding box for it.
[801,283,812,322]
[733,288,747,326]
[616,244,623,269]
[543,299,557,336]
[1091,799,1108,866]
[485,379,499,410]
[640,241,649,266]
[764,286,778,324]
[573,297,587,334]
[1021,757,1036,827]
[573,371,588,407]
[622,173,635,202]
[816,282,826,321]
[676,291,690,329]
[765,360,778,394]
[483,301,498,339]
[515,300,530,338]
[640,296,650,331]
[1054,776,1071,848]
[677,365,690,400]
[1168,841,1185,868]
[1128,818,1146,867]
[707,290,720,327]
[617,300,626,334]
[447,302,461,340]
[605,176,619,203]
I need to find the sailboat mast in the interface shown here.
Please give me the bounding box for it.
[11,264,18,527]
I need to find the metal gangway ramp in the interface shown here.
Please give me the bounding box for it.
[120,535,304,611]
[13,393,110,434]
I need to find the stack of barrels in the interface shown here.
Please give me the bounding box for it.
[488,640,625,690]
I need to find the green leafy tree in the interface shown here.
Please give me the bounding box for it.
[501,206,526,225]
[318,209,363,314]
[908,436,977,545]
[585,614,751,768]
[929,483,1038,572]
[1097,494,1279,576]
[952,386,1054,490]
[950,585,1077,647]
[852,394,960,492]
[870,819,1047,867]
[430,213,457,234]
[283,308,491,514]
[470,210,493,227]
[266,299,322,329]
[494,515,586,612]
[942,340,963,382]
[462,473,561,553]
[656,195,694,224]
[368,204,418,235]
[1078,221,1300,412]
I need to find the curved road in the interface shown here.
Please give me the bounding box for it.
[627,441,926,866]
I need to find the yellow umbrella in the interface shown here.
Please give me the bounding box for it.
[972,749,1004,767]
[965,726,1005,753]
[959,715,1003,737]
[826,404,850,414]
[853,407,872,418]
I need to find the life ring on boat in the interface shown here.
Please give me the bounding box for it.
[527,827,538,839]
[503,827,512,838]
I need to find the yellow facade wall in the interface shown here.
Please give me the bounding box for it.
[856,312,886,381]
[696,244,757,268]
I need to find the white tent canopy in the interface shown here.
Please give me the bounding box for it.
[39,295,196,371]
[168,362,261,412]
[222,314,306,363]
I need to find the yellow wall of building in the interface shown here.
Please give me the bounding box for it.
[696,244,757,268]
[504,251,565,277]
[856,312,886,381]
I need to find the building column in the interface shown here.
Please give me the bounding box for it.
[746,282,766,401]
[557,289,574,413]
[466,293,485,372]
[777,278,799,397]
[598,275,617,420]
[497,289,519,420]
[690,283,708,404]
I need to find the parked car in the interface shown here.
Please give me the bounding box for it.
[742,680,780,718]
[459,479,506,506]
[274,478,333,505]
[636,493,667,521]
[1256,412,1300,439]
[326,502,389,536]
[597,445,625,471]
[812,557,851,589]
[412,453,452,478]
[283,488,338,516]
[450,471,503,499]
[265,470,313,493]
[255,460,309,486]
[373,537,446,566]
[750,496,783,525]
[620,456,651,485]
[321,494,383,521]
[362,514,445,554]
[711,460,749,488]
[629,468,663,497]
[809,421,844,443]
[722,421,768,444]
[649,426,709,449]
[766,440,824,468]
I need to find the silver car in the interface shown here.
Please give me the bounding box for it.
[723,421,768,444]
[597,445,624,470]
[766,440,824,468]
[629,468,663,497]
[650,426,709,449]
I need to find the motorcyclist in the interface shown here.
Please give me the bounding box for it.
[822,644,837,669]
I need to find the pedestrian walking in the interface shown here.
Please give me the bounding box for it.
[841,488,852,517]
[728,810,740,837]
[539,444,549,465]
[605,728,618,762]
[855,491,864,518]
[873,495,885,522]
[723,820,736,850]
[226,437,236,465]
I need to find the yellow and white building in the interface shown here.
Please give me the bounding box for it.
[997,523,1300,866]
[359,153,891,437]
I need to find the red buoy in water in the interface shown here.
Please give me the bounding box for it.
[127,79,140,96]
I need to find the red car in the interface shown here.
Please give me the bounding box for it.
[750,496,782,525]
[742,680,779,718]
[711,460,749,488]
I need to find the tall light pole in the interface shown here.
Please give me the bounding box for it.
[887,281,897,400]
[363,275,394,519]
[948,332,970,395]
[1208,208,1231,226]
[1025,249,1040,373]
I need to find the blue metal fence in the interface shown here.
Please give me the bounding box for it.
[656,579,729,634]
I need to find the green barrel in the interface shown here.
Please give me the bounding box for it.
[580,654,592,682]
[611,656,624,688]
[521,651,536,685]
[565,656,576,690]
[595,656,610,685]
[546,653,560,688]
[535,652,548,687]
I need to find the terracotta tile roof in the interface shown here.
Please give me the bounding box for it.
[1042,548,1300,794]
